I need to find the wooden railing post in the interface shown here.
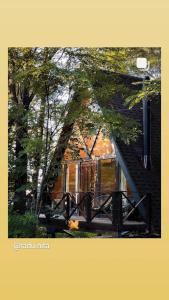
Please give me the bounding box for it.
[112,191,122,237]
[85,192,92,225]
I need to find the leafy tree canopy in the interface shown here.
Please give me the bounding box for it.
[8,47,161,209]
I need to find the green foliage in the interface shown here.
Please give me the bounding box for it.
[21,137,44,156]
[70,231,97,238]
[15,183,32,193]
[8,212,39,238]
[35,226,47,238]
[8,47,161,206]
[101,107,141,144]
[125,79,161,108]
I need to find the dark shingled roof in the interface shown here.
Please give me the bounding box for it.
[111,75,161,233]
[96,71,161,233]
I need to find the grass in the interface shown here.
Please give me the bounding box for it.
[56,230,98,238]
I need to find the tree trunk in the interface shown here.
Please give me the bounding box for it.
[32,98,46,202]
[13,119,28,213]
[38,90,84,207]
[12,87,33,213]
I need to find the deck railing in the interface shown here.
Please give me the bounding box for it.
[40,191,152,235]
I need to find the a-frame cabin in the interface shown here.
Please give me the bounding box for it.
[49,72,161,234]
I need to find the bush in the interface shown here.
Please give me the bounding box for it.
[8,212,38,238]
[36,226,47,238]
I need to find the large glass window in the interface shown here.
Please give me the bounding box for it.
[53,158,118,197]
[100,159,117,193]
[52,165,64,201]
[80,161,96,192]
[67,163,76,192]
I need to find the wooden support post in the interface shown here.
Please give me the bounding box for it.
[86,192,92,225]
[75,163,79,207]
[63,164,67,193]
[147,193,152,234]
[115,161,120,190]
[66,164,69,192]
[112,191,122,237]
[65,194,70,223]
[96,159,101,196]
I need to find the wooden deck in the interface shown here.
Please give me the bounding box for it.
[39,214,147,232]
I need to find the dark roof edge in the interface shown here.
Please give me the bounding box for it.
[110,136,146,218]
